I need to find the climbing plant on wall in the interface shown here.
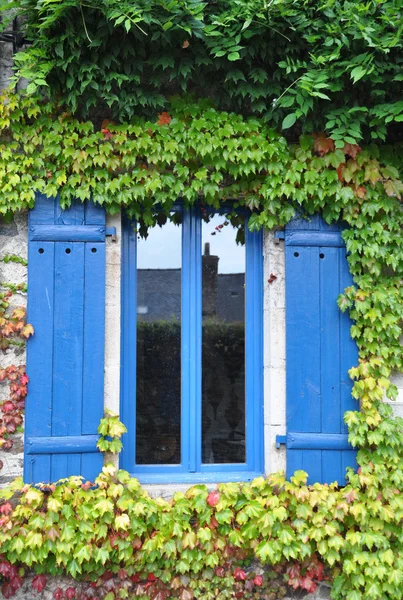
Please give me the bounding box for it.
[0,88,403,600]
[0,1,403,598]
[0,253,32,472]
[1,0,403,142]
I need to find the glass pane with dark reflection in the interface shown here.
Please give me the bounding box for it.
[202,214,246,464]
[136,214,181,464]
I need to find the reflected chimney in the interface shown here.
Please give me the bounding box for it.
[202,242,219,317]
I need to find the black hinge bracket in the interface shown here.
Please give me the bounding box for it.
[106,227,117,242]
[274,230,285,245]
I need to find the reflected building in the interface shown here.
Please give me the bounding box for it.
[136,216,246,466]
[137,243,244,322]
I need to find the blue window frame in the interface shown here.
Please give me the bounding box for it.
[120,206,263,483]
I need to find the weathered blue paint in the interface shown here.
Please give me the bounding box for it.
[284,432,351,450]
[25,195,105,483]
[284,215,358,485]
[120,208,264,482]
[29,225,106,242]
[285,231,344,247]
[26,435,99,454]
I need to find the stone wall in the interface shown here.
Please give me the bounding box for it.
[0,11,15,91]
[0,213,28,485]
[0,20,24,486]
[4,572,332,600]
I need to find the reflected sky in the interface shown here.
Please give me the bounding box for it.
[137,216,245,273]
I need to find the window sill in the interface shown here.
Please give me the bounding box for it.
[125,471,264,484]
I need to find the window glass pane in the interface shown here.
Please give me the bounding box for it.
[136,214,181,464]
[202,214,246,464]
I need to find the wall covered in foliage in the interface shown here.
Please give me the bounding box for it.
[0,1,403,599]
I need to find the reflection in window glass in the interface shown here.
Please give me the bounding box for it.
[136,216,181,464]
[202,214,246,464]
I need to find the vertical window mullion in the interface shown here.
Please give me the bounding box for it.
[193,207,202,472]
[182,209,201,473]
[120,219,137,473]
[181,209,190,472]
[181,207,202,472]
[245,222,264,473]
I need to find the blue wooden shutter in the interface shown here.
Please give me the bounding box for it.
[24,195,106,483]
[281,215,358,485]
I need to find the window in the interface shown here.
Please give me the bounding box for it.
[120,206,263,482]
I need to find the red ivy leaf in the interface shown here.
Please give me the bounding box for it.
[356,186,366,199]
[53,588,64,600]
[0,503,12,516]
[10,576,22,591]
[314,133,335,156]
[233,568,247,581]
[343,143,361,159]
[287,576,301,590]
[344,489,357,504]
[337,163,345,182]
[209,516,219,529]
[1,582,15,599]
[157,112,171,126]
[207,491,220,507]
[32,574,47,593]
[101,128,113,140]
[0,561,11,577]
[153,591,170,600]
[301,576,316,593]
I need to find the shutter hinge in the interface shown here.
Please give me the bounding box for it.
[275,435,287,449]
[106,227,117,242]
[274,230,285,245]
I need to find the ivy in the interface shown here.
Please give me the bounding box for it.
[0,255,28,267]
[0,1,403,594]
[2,0,402,144]
[1,92,402,223]
[0,88,403,597]
[97,410,128,454]
[0,280,32,471]
[0,457,402,599]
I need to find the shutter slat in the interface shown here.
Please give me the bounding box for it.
[24,196,106,483]
[25,240,54,483]
[284,216,358,485]
[320,246,341,435]
[52,242,85,437]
